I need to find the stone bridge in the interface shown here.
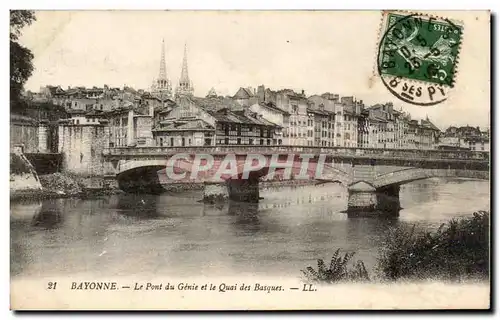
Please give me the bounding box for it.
[103,146,489,217]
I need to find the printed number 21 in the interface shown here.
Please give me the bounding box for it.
[47,282,57,290]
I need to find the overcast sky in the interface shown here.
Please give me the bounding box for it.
[20,11,490,129]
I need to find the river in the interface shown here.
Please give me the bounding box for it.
[10,178,489,280]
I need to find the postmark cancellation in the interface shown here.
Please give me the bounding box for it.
[377,11,463,106]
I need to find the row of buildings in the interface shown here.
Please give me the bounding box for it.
[20,40,490,153]
[41,85,488,153]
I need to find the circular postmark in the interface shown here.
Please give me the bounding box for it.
[377,12,463,106]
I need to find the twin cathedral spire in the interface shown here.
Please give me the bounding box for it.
[151,39,194,100]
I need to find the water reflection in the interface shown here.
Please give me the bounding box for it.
[116,195,160,219]
[32,200,64,229]
[10,178,489,278]
[401,178,441,205]
[228,201,260,234]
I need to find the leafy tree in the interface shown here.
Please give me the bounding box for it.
[10,10,36,111]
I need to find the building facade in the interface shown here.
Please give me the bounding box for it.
[211,108,281,146]
[152,96,216,147]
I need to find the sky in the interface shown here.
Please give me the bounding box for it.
[19,10,490,129]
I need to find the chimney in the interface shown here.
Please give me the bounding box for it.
[257,85,265,103]
[301,89,305,96]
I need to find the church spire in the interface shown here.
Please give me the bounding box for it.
[176,42,194,98]
[180,43,189,83]
[151,38,172,100]
[159,38,167,80]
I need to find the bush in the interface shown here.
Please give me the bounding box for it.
[377,211,490,281]
[301,249,370,283]
[38,173,83,195]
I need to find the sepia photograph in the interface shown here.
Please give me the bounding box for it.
[9,9,491,310]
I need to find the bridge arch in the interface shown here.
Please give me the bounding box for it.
[315,163,353,186]
[373,168,489,189]
[116,160,169,193]
[117,159,169,175]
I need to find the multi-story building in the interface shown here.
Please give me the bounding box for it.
[334,97,362,148]
[307,106,335,147]
[307,110,316,146]
[211,108,281,146]
[233,87,258,107]
[361,103,440,150]
[393,109,408,149]
[105,104,154,148]
[152,96,216,147]
[364,103,391,149]
[152,95,281,147]
[439,125,489,151]
[245,86,309,146]
[274,89,310,146]
[249,101,289,145]
[418,117,441,149]
[307,94,336,147]
[357,110,370,148]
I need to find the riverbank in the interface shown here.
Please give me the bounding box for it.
[10,172,123,202]
[10,173,320,202]
[302,211,490,283]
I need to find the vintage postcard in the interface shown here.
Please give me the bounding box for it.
[10,10,490,310]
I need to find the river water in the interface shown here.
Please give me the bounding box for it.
[11,178,489,280]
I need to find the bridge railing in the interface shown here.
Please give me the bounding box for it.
[102,146,490,161]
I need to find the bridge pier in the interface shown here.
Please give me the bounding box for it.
[346,181,400,217]
[347,182,377,216]
[227,177,260,203]
[375,184,401,216]
[203,182,229,204]
[202,178,260,204]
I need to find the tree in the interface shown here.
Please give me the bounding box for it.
[10,10,36,111]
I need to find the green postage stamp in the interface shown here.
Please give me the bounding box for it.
[377,11,463,106]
